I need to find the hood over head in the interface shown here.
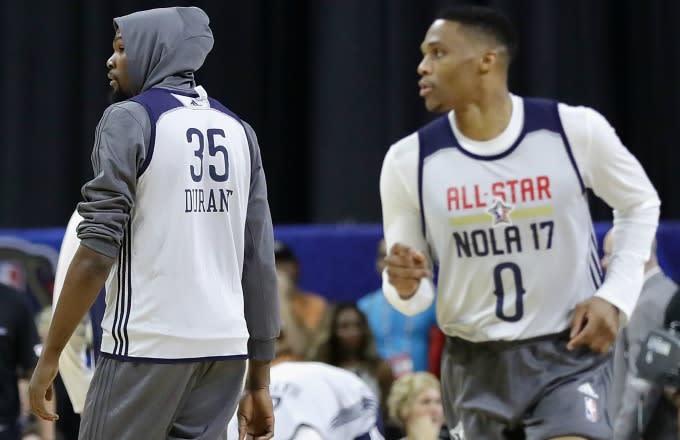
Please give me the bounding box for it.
[113,7,213,95]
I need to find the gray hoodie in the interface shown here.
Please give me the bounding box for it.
[76,7,279,361]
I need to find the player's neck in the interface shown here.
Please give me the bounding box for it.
[453,88,512,141]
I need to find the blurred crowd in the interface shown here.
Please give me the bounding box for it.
[2,230,679,439]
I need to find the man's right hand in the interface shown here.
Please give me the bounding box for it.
[237,387,274,440]
[384,243,430,300]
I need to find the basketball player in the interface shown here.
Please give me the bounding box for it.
[227,362,384,440]
[29,7,279,440]
[380,6,660,439]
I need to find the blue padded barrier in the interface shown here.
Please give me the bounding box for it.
[0,222,678,303]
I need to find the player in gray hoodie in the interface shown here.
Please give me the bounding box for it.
[29,7,278,440]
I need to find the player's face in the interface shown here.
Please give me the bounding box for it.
[107,29,132,103]
[417,20,484,112]
[407,386,445,427]
[335,308,363,353]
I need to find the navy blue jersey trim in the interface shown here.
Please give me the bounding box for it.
[114,231,128,355]
[208,97,242,124]
[590,248,604,281]
[448,98,573,162]
[122,222,132,355]
[449,98,539,161]
[155,87,199,97]
[99,351,248,363]
[553,102,586,193]
[130,88,184,177]
[111,244,123,354]
[417,115,456,237]
[589,265,602,289]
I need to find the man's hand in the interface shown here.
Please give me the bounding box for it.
[567,297,619,353]
[28,352,60,421]
[384,243,430,299]
[237,387,274,440]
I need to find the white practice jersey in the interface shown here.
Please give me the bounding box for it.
[380,95,660,341]
[226,362,383,440]
[100,86,251,359]
[53,210,94,412]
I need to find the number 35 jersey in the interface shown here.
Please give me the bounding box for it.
[99,86,252,360]
[380,95,660,342]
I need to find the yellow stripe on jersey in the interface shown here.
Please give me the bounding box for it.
[448,205,553,226]
[448,214,492,226]
[510,205,554,219]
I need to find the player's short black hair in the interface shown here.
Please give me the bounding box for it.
[436,5,518,61]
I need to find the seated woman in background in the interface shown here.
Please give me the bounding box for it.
[387,372,449,440]
[274,241,330,332]
[312,303,394,416]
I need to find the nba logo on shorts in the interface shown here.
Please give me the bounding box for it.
[584,396,598,422]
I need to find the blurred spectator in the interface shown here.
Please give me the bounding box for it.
[386,372,448,440]
[275,271,324,360]
[605,228,678,439]
[0,284,40,440]
[0,237,58,312]
[51,211,104,413]
[312,303,394,416]
[359,239,437,377]
[226,361,384,439]
[274,241,329,330]
[0,238,57,440]
[661,288,680,439]
[427,327,446,378]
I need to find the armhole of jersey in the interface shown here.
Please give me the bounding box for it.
[417,133,427,238]
[208,97,253,190]
[417,115,456,263]
[132,99,157,178]
[552,102,586,193]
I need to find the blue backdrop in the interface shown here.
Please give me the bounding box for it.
[0,222,678,303]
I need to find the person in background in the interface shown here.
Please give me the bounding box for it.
[43,210,106,440]
[0,284,42,440]
[312,303,394,418]
[386,372,448,440]
[274,241,330,335]
[276,266,327,360]
[227,361,384,440]
[359,239,437,377]
[605,228,678,439]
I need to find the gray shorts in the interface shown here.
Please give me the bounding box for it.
[441,330,612,440]
[78,355,246,440]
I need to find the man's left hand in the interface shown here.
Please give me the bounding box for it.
[28,353,60,421]
[567,297,619,353]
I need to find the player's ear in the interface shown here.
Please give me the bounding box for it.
[479,50,497,74]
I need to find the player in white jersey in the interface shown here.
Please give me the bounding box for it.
[51,210,97,415]
[226,362,384,440]
[380,6,660,439]
[29,7,279,440]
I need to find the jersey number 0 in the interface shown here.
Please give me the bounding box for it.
[493,262,526,322]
